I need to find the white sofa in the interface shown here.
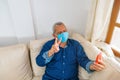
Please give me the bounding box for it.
[0,33,120,80]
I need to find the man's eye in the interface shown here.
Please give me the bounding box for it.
[57,31,66,34]
[60,32,62,34]
[58,32,62,34]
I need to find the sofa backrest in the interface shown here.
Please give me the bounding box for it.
[0,44,32,80]
[30,38,52,77]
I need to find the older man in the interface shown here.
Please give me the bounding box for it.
[36,22,105,80]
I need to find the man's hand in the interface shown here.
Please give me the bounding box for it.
[48,38,61,57]
[90,60,105,71]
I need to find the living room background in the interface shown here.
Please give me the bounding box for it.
[0,0,91,46]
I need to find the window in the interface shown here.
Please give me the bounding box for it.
[105,0,120,57]
[106,0,120,48]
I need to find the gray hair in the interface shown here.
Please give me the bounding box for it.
[53,22,65,34]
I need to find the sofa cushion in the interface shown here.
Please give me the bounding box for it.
[32,76,42,80]
[94,41,115,57]
[30,38,51,77]
[0,44,32,80]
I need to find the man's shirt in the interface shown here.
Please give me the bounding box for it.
[36,39,93,80]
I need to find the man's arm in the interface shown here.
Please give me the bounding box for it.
[76,43,91,70]
[36,43,52,67]
[36,50,54,67]
[86,61,95,73]
[76,43,105,72]
[36,38,61,67]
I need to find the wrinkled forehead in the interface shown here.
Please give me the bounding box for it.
[54,24,66,29]
[54,24,67,33]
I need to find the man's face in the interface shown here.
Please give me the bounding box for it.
[54,24,67,37]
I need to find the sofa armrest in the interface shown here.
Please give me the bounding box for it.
[111,46,120,58]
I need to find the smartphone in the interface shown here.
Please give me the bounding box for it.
[95,52,102,64]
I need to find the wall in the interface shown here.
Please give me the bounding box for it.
[0,0,35,46]
[30,0,92,38]
[0,0,91,46]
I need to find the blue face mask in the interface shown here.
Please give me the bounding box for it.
[57,32,69,43]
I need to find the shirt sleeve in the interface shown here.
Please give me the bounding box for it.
[42,51,54,64]
[76,41,94,73]
[86,61,95,73]
[36,40,54,67]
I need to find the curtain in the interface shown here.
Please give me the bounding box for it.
[85,0,114,44]
[0,0,36,46]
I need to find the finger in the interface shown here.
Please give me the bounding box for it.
[54,38,58,44]
[92,63,104,71]
[94,62,105,69]
[92,64,99,71]
[57,38,61,45]
[52,45,59,51]
[53,47,59,53]
[99,60,105,67]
